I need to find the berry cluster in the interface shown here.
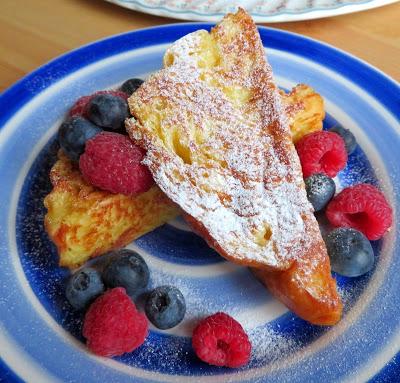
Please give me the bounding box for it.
[66,249,187,357]
[67,248,250,366]
[296,127,392,277]
[58,79,154,195]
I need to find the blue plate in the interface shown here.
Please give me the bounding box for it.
[0,24,399,383]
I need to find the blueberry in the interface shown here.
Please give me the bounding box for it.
[58,117,102,161]
[325,228,374,277]
[329,125,357,155]
[87,94,129,131]
[120,78,144,95]
[305,173,336,211]
[102,249,149,297]
[65,267,105,310]
[145,286,186,329]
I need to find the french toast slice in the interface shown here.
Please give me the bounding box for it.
[127,9,323,271]
[127,8,342,324]
[44,151,179,268]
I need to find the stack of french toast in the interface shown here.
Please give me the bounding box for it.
[44,9,342,326]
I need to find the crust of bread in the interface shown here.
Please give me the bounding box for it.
[252,261,342,326]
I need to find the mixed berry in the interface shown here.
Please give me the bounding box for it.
[58,79,392,367]
[325,228,374,277]
[58,116,102,161]
[120,78,144,95]
[58,80,154,196]
[304,173,336,212]
[192,312,251,368]
[329,125,357,155]
[297,129,392,278]
[79,132,154,195]
[65,267,104,310]
[65,247,246,364]
[295,130,347,178]
[102,249,150,297]
[326,183,392,240]
[86,93,130,131]
[83,287,148,357]
[69,90,128,119]
[145,286,186,330]
[65,248,188,357]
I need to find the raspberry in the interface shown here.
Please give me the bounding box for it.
[192,312,251,368]
[79,132,154,195]
[83,287,148,357]
[295,131,347,178]
[326,183,392,240]
[69,90,128,118]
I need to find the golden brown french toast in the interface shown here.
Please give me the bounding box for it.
[252,254,342,326]
[127,9,323,271]
[44,151,179,268]
[281,84,324,143]
[127,8,341,324]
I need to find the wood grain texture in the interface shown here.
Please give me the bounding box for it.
[0,0,399,91]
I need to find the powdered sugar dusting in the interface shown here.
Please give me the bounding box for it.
[249,325,299,365]
[146,266,300,366]
[126,10,324,272]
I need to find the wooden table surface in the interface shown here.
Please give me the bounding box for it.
[1,0,399,92]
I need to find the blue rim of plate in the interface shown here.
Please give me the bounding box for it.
[0,24,399,383]
[1,23,399,125]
